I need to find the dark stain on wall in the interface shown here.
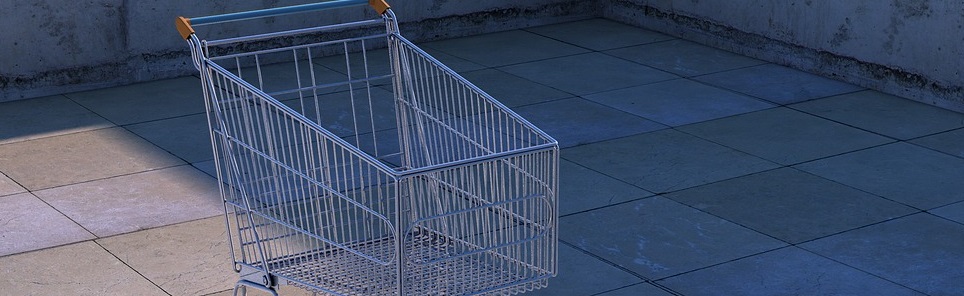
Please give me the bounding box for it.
[35,2,83,57]
[894,0,931,18]
[429,0,450,12]
[884,0,932,54]
[829,17,851,47]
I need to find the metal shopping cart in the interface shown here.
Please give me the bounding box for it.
[175,1,558,295]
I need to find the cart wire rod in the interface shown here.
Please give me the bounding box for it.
[407,224,550,267]
[419,174,551,230]
[394,36,557,143]
[190,0,377,26]
[208,32,389,60]
[241,199,396,266]
[206,19,386,46]
[398,143,555,177]
[206,61,398,174]
[225,133,396,240]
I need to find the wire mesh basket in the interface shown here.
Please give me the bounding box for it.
[176,1,558,295]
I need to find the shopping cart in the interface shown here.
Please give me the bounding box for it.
[175,1,559,295]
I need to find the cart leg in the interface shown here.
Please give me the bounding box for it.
[232,284,244,296]
[233,279,278,296]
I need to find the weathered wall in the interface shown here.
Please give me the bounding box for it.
[0,0,598,101]
[5,0,961,111]
[606,0,964,111]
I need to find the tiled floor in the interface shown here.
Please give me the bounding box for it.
[2,18,964,295]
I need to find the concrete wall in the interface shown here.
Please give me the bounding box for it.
[4,0,961,111]
[606,0,964,111]
[0,0,598,101]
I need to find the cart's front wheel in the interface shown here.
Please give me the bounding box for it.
[233,279,278,296]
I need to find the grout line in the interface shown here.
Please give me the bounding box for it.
[557,240,678,292]
[90,213,225,242]
[0,125,119,147]
[789,212,923,246]
[28,198,98,238]
[794,233,931,295]
[788,162,930,212]
[927,208,964,227]
[94,240,175,296]
[558,194,658,218]
[61,93,126,127]
[646,245,795,282]
[0,195,99,259]
[119,125,203,166]
[520,18,681,53]
[684,64,871,106]
[590,282,682,296]
[27,162,196,192]
[669,109,899,165]
[0,171,30,198]
[120,111,207,127]
[903,126,964,143]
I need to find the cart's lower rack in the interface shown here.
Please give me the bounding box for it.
[267,234,553,295]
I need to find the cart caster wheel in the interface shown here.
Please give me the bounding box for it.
[234,279,278,296]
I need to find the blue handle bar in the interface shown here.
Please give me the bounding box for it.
[191,0,369,26]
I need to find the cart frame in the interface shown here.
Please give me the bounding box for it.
[177,1,558,295]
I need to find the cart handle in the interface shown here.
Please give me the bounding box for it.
[176,0,390,39]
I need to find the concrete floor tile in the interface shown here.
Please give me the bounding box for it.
[98,216,235,296]
[606,39,766,77]
[0,127,184,190]
[659,247,924,296]
[34,165,222,237]
[421,48,488,73]
[693,64,863,104]
[460,69,570,107]
[421,30,589,67]
[559,159,653,216]
[793,90,964,140]
[0,172,26,197]
[680,107,893,165]
[564,129,778,193]
[526,244,642,296]
[0,95,113,145]
[666,168,916,243]
[512,97,666,148]
[911,128,964,158]
[193,160,218,179]
[596,283,675,296]
[67,76,205,125]
[0,193,94,257]
[561,196,786,279]
[526,18,674,51]
[930,201,964,225]
[802,213,964,295]
[126,113,213,163]
[501,52,678,96]
[585,79,774,126]
[796,142,964,209]
[0,242,167,296]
